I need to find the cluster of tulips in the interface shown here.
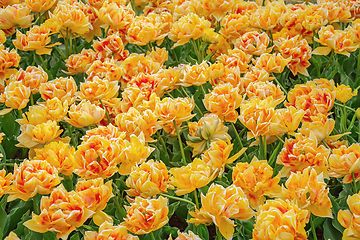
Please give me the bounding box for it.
[1,0,360,239]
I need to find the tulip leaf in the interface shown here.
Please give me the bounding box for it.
[69,232,80,240]
[0,111,18,137]
[323,218,343,240]
[4,199,33,237]
[43,231,57,240]
[168,201,180,218]
[0,196,8,240]
[25,231,43,240]
[197,224,210,240]
[13,210,31,237]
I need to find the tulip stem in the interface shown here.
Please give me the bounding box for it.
[173,120,187,165]
[230,122,249,163]
[321,50,335,77]
[259,135,267,160]
[65,122,77,148]
[30,94,34,106]
[342,103,347,134]
[334,102,356,112]
[193,189,200,209]
[200,85,207,96]
[310,214,318,240]
[159,193,196,207]
[274,135,285,144]
[99,99,111,124]
[37,54,48,72]
[352,173,358,194]
[321,140,332,153]
[356,49,360,81]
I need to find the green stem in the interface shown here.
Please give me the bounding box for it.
[357,49,360,81]
[334,102,356,113]
[150,231,156,240]
[321,140,332,153]
[230,122,249,162]
[32,194,41,215]
[30,94,34,105]
[99,99,111,124]
[65,29,69,57]
[174,120,187,165]
[321,51,335,77]
[200,85,207,95]
[193,189,200,209]
[38,54,48,71]
[343,102,347,134]
[262,135,267,160]
[65,122,77,148]
[274,135,285,144]
[352,172,358,194]
[159,193,196,207]
[274,77,288,95]
[69,30,73,55]
[310,214,318,240]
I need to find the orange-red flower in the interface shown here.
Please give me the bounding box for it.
[126,160,169,198]
[74,136,121,179]
[338,192,360,239]
[118,132,154,175]
[0,44,21,81]
[168,13,211,48]
[188,184,254,240]
[328,143,360,184]
[8,66,48,93]
[7,159,61,202]
[66,100,105,128]
[122,196,169,234]
[155,97,195,133]
[169,158,214,195]
[75,178,114,226]
[39,77,78,104]
[233,157,282,210]
[281,167,332,218]
[235,31,271,56]
[84,222,139,240]
[274,35,312,76]
[0,4,33,29]
[24,185,94,239]
[276,133,330,177]
[252,199,309,240]
[0,169,12,198]
[203,83,243,123]
[34,142,75,176]
[64,49,97,75]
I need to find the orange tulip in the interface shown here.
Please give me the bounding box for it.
[24,185,95,239]
[7,160,61,202]
[123,196,169,234]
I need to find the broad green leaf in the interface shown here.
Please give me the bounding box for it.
[69,232,80,240]
[168,201,180,218]
[323,218,343,240]
[0,196,8,239]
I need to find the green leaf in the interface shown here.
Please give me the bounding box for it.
[0,196,8,239]
[25,231,43,240]
[69,232,80,240]
[0,112,18,136]
[323,218,343,240]
[43,231,57,240]
[5,199,33,236]
[13,210,31,237]
[168,201,180,218]
[197,224,210,240]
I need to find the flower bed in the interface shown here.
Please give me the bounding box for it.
[0,0,360,239]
